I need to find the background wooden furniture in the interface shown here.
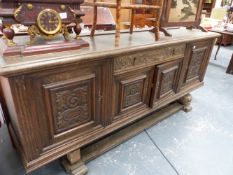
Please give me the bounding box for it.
[210,29,233,59]
[216,32,233,45]
[85,0,162,41]
[81,6,116,30]
[202,0,216,17]
[132,0,155,27]
[161,0,204,27]
[226,53,233,74]
[0,29,219,175]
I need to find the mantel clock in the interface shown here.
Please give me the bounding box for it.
[0,0,89,56]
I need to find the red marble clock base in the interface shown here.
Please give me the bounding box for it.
[0,38,89,57]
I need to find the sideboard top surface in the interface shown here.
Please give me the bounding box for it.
[0,28,220,76]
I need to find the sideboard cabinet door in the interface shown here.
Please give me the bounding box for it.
[181,40,212,88]
[112,67,154,122]
[5,60,111,161]
[150,59,183,108]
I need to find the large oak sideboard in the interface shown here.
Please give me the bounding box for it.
[0,29,219,175]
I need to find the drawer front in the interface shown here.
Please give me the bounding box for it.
[114,44,185,73]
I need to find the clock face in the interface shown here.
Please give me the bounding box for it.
[37,9,62,35]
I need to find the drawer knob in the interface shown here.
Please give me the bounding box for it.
[193,46,196,49]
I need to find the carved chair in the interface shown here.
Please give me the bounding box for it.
[85,0,162,42]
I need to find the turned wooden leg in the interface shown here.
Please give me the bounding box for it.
[226,54,233,74]
[154,20,160,41]
[178,94,192,112]
[115,0,121,47]
[62,149,88,175]
[90,3,97,37]
[130,9,135,34]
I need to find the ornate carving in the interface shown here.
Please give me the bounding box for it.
[54,85,90,133]
[114,45,185,71]
[27,25,40,45]
[186,49,206,80]
[123,81,144,108]
[160,69,177,96]
[153,60,182,103]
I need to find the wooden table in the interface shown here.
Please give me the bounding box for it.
[210,29,233,60]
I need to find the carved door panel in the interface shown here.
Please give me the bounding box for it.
[151,59,183,107]
[43,74,98,139]
[112,67,154,122]
[182,40,211,88]
[20,60,111,154]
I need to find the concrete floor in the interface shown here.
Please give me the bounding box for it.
[0,45,232,175]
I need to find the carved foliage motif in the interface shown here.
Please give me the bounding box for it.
[114,45,185,71]
[45,79,94,134]
[55,85,90,132]
[160,69,177,96]
[186,49,205,80]
[122,80,144,109]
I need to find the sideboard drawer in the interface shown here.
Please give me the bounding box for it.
[114,44,185,73]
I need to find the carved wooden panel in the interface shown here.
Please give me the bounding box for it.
[120,76,146,110]
[114,45,185,72]
[44,75,95,134]
[113,68,153,120]
[185,47,208,83]
[187,49,205,80]
[152,59,183,105]
[183,41,210,86]
[159,69,177,96]
[21,61,108,147]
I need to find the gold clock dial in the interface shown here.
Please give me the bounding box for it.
[37,9,62,35]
